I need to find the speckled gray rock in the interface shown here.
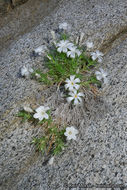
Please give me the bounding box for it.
[5,38,126,190]
[0,0,127,189]
[0,0,61,50]
[12,0,28,6]
[0,0,28,15]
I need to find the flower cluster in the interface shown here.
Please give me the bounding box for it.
[18,22,109,158]
[20,105,79,143]
[65,75,84,105]
[34,106,79,140]
[56,40,81,58]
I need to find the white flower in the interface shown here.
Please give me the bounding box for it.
[86,41,94,49]
[59,22,69,30]
[33,106,50,121]
[56,40,73,53]
[35,73,41,79]
[65,75,80,91]
[49,156,54,165]
[67,46,81,58]
[90,50,104,63]
[34,45,47,55]
[64,126,79,140]
[67,90,84,105]
[21,66,29,77]
[23,106,33,113]
[95,68,108,84]
[21,66,33,78]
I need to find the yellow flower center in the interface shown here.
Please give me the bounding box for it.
[41,111,45,115]
[74,94,78,98]
[71,82,74,85]
[68,131,72,135]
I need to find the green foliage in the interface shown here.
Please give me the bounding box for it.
[32,42,98,88]
[17,110,33,122]
[32,125,66,155]
[19,31,103,158]
[32,70,52,85]
[81,75,101,88]
[46,50,82,83]
[17,108,67,155]
[60,33,69,40]
[32,137,48,154]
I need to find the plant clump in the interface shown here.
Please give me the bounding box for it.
[18,22,108,158]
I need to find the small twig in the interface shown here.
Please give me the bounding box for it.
[57,80,64,91]
[90,85,101,96]
[47,135,55,154]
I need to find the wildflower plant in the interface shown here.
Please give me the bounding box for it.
[32,35,101,90]
[18,23,108,158]
[32,124,67,155]
[18,106,67,155]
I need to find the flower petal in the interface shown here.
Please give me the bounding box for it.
[74,78,80,83]
[67,97,74,103]
[38,116,44,121]
[98,57,103,63]
[35,106,44,112]
[72,135,77,140]
[70,52,76,58]
[96,75,102,80]
[44,107,50,111]
[67,136,72,140]
[65,78,70,83]
[74,84,80,90]
[69,86,75,91]
[95,71,101,75]
[67,43,74,49]
[92,55,97,60]
[33,113,39,119]
[67,51,71,57]
[65,84,70,89]
[78,92,84,97]
[68,91,75,96]
[77,97,82,103]
[44,113,49,119]
[57,47,62,53]
[70,75,75,81]
[76,50,81,56]
[63,47,68,53]
[74,98,79,105]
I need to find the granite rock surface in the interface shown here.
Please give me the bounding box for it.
[0,0,127,189]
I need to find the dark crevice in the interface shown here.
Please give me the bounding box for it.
[100,25,127,54]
